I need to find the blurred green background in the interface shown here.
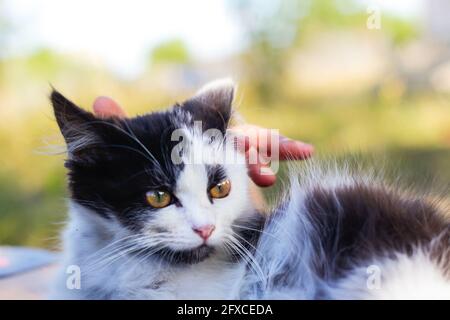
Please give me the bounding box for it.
[0,0,449,249]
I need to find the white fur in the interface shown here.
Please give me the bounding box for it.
[328,251,450,300]
[194,78,236,101]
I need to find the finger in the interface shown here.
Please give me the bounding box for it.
[228,124,258,150]
[246,148,276,187]
[230,125,314,160]
[247,162,276,187]
[93,96,127,118]
[278,137,314,160]
[231,134,250,154]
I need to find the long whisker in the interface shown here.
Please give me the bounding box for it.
[230,230,263,259]
[85,239,166,273]
[223,239,265,286]
[231,223,281,242]
[83,234,169,270]
[225,234,266,285]
[102,144,155,163]
[83,232,195,273]
[83,237,150,272]
[87,120,167,179]
[82,234,144,264]
[122,120,165,171]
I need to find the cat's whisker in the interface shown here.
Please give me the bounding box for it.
[120,243,170,273]
[102,144,155,164]
[84,238,169,273]
[83,238,148,272]
[82,234,166,266]
[229,230,263,260]
[223,239,266,288]
[82,234,145,263]
[231,223,280,242]
[224,234,266,286]
[227,235,264,276]
[83,232,196,273]
[86,119,167,179]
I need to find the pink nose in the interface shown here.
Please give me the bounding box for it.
[193,225,215,241]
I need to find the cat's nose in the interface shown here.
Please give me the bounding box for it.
[193,225,215,241]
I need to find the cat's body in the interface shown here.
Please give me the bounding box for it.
[50,80,450,299]
[242,163,450,299]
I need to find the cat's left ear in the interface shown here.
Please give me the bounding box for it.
[183,78,235,133]
[50,89,108,162]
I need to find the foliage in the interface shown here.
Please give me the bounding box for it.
[150,39,191,65]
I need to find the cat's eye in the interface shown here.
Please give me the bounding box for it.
[146,190,172,208]
[209,179,231,199]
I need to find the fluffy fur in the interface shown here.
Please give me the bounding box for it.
[241,161,450,299]
[50,80,450,300]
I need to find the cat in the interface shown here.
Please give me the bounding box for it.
[50,79,450,299]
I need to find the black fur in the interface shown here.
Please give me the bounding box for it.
[246,181,450,299]
[182,85,233,134]
[52,90,187,226]
[298,184,450,283]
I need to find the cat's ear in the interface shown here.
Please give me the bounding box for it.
[193,78,235,115]
[50,90,103,160]
[183,78,235,133]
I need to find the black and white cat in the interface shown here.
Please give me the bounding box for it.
[50,79,450,299]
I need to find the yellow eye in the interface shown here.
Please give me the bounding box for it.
[209,179,231,199]
[146,190,172,208]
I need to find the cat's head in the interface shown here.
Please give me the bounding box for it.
[52,79,258,264]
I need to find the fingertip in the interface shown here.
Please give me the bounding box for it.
[295,141,314,156]
[279,140,314,160]
[93,96,126,118]
[253,174,277,187]
[233,134,250,153]
[248,164,277,187]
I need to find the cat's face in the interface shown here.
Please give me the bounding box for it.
[52,80,257,264]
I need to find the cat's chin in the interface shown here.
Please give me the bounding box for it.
[153,244,215,265]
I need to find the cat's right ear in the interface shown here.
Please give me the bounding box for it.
[50,90,101,158]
